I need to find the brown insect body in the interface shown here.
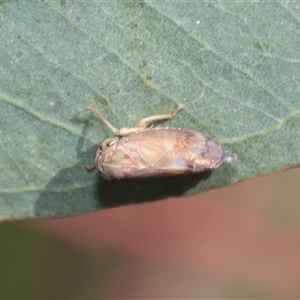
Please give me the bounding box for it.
[95,128,226,179]
[88,105,226,180]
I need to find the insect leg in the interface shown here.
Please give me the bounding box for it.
[137,104,184,128]
[85,164,96,171]
[88,106,120,135]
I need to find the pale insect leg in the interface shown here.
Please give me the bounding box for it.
[85,164,96,171]
[89,104,184,136]
[137,104,184,128]
[88,106,120,135]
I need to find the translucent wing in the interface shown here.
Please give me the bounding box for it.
[100,128,226,179]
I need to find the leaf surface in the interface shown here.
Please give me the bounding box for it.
[1,1,300,219]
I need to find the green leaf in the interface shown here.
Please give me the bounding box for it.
[1,1,300,219]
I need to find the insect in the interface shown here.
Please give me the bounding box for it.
[87,105,226,180]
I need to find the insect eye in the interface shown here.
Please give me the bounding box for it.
[100,137,117,151]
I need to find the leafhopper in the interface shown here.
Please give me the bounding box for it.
[87,105,226,180]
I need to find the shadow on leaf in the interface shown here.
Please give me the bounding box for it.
[96,172,210,208]
[35,146,212,217]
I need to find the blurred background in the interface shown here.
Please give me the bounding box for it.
[1,168,300,299]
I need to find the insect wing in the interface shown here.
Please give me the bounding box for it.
[100,128,225,179]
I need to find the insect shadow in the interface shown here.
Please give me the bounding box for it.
[34,144,212,217]
[96,170,211,208]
